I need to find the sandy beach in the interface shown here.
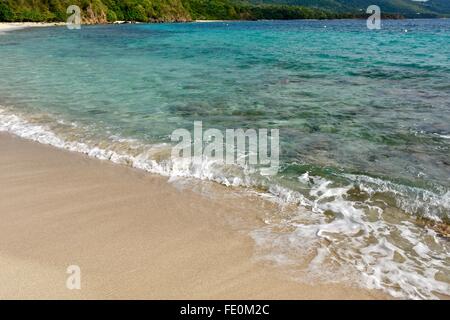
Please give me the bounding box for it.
[194,20,231,23]
[0,133,389,299]
[0,22,66,33]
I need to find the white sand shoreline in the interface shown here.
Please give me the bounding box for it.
[194,20,231,23]
[0,22,66,33]
[0,132,389,299]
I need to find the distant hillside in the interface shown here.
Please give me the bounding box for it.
[0,0,405,23]
[0,0,192,22]
[250,0,450,17]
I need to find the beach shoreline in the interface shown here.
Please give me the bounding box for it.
[0,22,66,33]
[0,132,389,299]
[1,19,449,299]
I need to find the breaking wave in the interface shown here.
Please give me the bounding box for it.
[1,107,449,299]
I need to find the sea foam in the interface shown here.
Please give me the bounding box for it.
[1,107,449,299]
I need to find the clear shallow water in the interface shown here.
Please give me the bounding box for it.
[0,20,449,299]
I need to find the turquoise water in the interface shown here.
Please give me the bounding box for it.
[0,20,449,299]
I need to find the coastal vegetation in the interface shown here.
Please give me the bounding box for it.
[252,0,450,18]
[0,0,406,23]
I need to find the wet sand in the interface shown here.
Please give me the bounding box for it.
[0,133,388,299]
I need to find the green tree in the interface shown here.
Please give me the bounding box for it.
[0,2,14,21]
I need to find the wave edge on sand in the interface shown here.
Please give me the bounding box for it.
[0,106,449,299]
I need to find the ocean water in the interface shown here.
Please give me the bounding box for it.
[0,19,449,299]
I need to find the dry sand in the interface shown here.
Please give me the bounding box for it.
[0,133,389,299]
[195,20,228,23]
[0,22,65,33]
